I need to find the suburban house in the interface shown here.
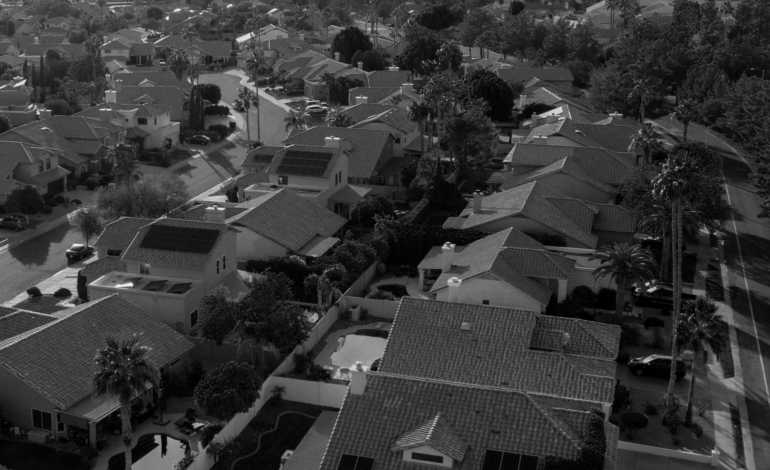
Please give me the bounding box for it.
[111,70,191,90]
[319,297,620,470]
[497,67,575,91]
[43,17,74,30]
[110,85,189,122]
[347,83,420,109]
[443,182,636,248]
[347,106,418,157]
[153,34,204,51]
[236,37,324,70]
[74,102,181,149]
[176,189,347,261]
[88,217,242,335]
[14,16,45,36]
[0,80,36,127]
[0,115,126,175]
[0,141,70,203]
[0,39,21,57]
[236,24,289,50]
[524,118,639,155]
[181,40,232,68]
[518,85,595,115]
[101,38,155,66]
[165,10,219,35]
[93,217,155,259]
[21,43,84,61]
[241,146,283,175]
[0,295,194,449]
[107,28,148,43]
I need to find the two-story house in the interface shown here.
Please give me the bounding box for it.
[75,102,180,148]
[101,38,154,66]
[165,10,219,35]
[0,38,22,57]
[111,70,191,90]
[43,17,74,30]
[0,141,70,203]
[88,217,242,335]
[182,40,232,68]
[107,28,147,44]
[0,79,36,128]
[235,25,290,50]
[109,85,189,122]
[348,105,418,157]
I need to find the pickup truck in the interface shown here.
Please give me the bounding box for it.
[632,283,697,308]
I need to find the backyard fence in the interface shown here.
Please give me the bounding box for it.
[343,296,399,319]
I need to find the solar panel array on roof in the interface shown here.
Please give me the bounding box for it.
[251,152,277,164]
[142,280,167,291]
[482,451,539,470]
[139,225,220,254]
[337,455,375,470]
[277,149,333,177]
[167,282,193,294]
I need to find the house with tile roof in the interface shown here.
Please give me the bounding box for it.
[100,37,154,66]
[43,17,74,30]
[236,25,290,50]
[418,228,576,311]
[111,70,192,90]
[110,85,189,122]
[319,296,620,470]
[106,28,148,44]
[349,106,418,157]
[524,118,639,155]
[0,39,21,57]
[0,294,194,449]
[182,40,232,68]
[21,43,84,61]
[75,102,181,149]
[0,80,36,128]
[498,66,574,91]
[153,34,204,51]
[348,82,420,109]
[88,217,242,334]
[238,37,325,71]
[0,141,70,203]
[165,10,220,35]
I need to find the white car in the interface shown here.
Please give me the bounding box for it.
[305,105,329,119]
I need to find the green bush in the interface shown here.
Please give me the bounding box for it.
[204,104,231,116]
[54,195,66,204]
[620,411,649,439]
[570,285,595,308]
[644,403,659,415]
[613,382,632,411]
[644,317,665,329]
[646,327,667,349]
[41,205,52,214]
[367,290,396,301]
[620,323,642,347]
[245,255,309,286]
[690,420,704,438]
[27,286,42,297]
[45,199,57,207]
[307,364,331,381]
[595,288,617,310]
[616,351,630,364]
[294,352,311,374]
[53,287,72,298]
[200,423,224,448]
[85,177,99,190]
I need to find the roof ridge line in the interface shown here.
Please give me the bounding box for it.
[523,393,584,451]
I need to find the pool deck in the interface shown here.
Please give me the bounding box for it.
[314,322,392,379]
[368,273,431,299]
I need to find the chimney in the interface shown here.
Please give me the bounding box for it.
[334,52,340,61]
[99,108,112,123]
[357,61,364,70]
[349,361,367,395]
[401,83,413,93]
[519,94,526,108]
[447,277,462,302]
[38,108,51,120]
[609,111,623,118]
[546,115,558,124]
[299,32,305,41]
[473,191,483,214]
[324,136,341,148]
[205,204,226,224]
[356,95,368,105]
[441,242,455,272]
[105,90,117,103]
[115,79,123,92]
[388,66,399,71]
[34,36,39,44]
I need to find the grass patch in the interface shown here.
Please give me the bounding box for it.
[0,440,84,470]
[13,294,68,314]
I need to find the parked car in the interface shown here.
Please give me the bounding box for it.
[628,354,686,379]
[186,135,211,145]
[1,215,28,231]
[632,282,697,307]
[305,100,328,108]
[305,105,329,119]
[66,244,94,261]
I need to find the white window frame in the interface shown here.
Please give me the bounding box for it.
[139,263,151,275]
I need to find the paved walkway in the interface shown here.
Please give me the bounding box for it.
[618,449,715,470]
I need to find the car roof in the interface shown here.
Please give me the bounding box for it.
[70,244,85,248]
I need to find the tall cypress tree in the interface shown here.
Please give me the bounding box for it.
[38,56,45,103]
[22,59,27,79]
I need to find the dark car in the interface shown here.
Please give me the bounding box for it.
[186,135,211,145]
[1,215,28,231]
[628,354,686,379]
[66,244,94,261]
[633,283,697,307]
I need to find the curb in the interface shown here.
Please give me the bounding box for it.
[0,208,81,254]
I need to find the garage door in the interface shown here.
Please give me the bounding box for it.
[47,178,64,195]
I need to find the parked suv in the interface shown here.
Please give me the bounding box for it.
[1,215,28,231]
[632,282,697,308]
[186,135,211,145]
[66,244,94,261]
[628,354,686,379]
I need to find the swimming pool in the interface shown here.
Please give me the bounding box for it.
[107,434,190,470]
[329,333,387,374]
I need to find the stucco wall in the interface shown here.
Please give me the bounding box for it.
[236,228,288,261]
[0,367,60,435]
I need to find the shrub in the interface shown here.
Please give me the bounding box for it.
[307,364,331,381]
[200,423,223,448]
[646,327,667,349]
[72,199,82,205]
[85,177,99,190]
[660,307,672,317]
[204,104,230,116]
[613,382,632,411]
[662,396,682,433]
[367,290,396,301]
[245,256,309,286]
[620,323,642,347]
[208,124,229,140]
[294,352,311,374]
[619,411,649,439]
[644,317,665,329]
[672,436,682,446]
[45,199,57,207]
[570,285,595,308]
[41,205,52,214]
[616,351,630,364]
[162,373,188,398]
[644,403,658,415]
[27,286,42,298]
[595,288,617,310]
[43,192,54,201]
[185,360,206,392]
[53,287,72,298]
[54,195,66,204]
[690,420,704,438]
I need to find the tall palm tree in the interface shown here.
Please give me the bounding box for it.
[167,47,189,81]
[182,24,199,44]
[676,296,726,426]
[237,87,260,146]
[245,49,267,85]
[407,100,430,156]
[673,99,700,143]
[638,198,698,281]
[590,243,657,318]
[83,34,103,82]
[327,111,355,127]
[629,123,663,166]
[283,109,307,134]
[187,59,204,86]
[653,149,702,405]
[92,335,159,470]
[320,72,336,105]
[97,0,106,18]
[606,0,622,44]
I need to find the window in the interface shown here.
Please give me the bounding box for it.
[107,249,122,257]
[38,161,43,172]
[222,255,226,270]
[482,300,490,305]
[216,259,220,275]
[335,173,338,185]
[57,414,64,432]
[337,455,375,470]
[45,158,51,170]
[137,117,148,125]
[394,133,401,144]
[154,118,157,125]
[278,175,288,185]
[190,310,198,327]
[168,358,181,369]
[32,409,52,431]
[481,450,538,470]
[412,452,443,464]
[139,263,151,275]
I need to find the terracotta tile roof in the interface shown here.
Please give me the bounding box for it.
[153,35,203,48]
[379,298,617,402]
[392,414,468,461]
[570,123,638,153]
[0,311,56,342]
[522,87,594,113]
[544,197,598,232]
[350,107,415,133]
[263,38,324,60]
[282,127,391,179]
[229,188,346,252]
[0,295,194,410]
[348,86,400,105]
[129,42,155,56]
[116,86,188,121]
[185,40,232,58]
[319,373,611,470]
[81,257,127,280]
[343,103,396,123]
[366,70,411,88]
[0,141,59,179]
[241,146,282,169]
[532,316,621,359]
[176,205,248,221]
[503,144,634,186]
[498,67,573,84]
[113,71,191,89]
[452,181,599,248]
[27,166,70,186]
[328,184,370,204]
[594,205,636,233]
[503,157,618,195]
[234,171,269,186]
[0,307,17,318]
[94,217,153,251]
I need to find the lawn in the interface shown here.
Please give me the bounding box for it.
[230,399,336,470]
[13,295,69,314]
[0,440,84,470]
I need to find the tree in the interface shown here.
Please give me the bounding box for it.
[331,26,373,63]
[198,83,222,103]
[188,84,205,131]
[407,100,430,155]
[676,296,726,426]
[462,69,514,122]
[245,49,267,84]
[350,49,386,71]
[236,86,261,145]
[568,22,602,64]
[103,13,128,33]
[283,109,307,133]
[395,34,461,76]
[590,243,657,318]
[328,76,365,106]
[92,335,159,470]
[629,123,663,166]
[619,411,649,439]
[182,24,200,44]
[108,142,140,187]
[543,19,571,63]
[193,361,261,421]
[72,208,103,247]
[414,5,461,31]
[83,34,103,82]
[350,194,396,228]
[97,0,106,18]
[443,104,498,173]
[146,5,164,21]
[167,48,189,81]
[304,264,347,312]
[326,111,355,127]
[459,9,493,58]
[0,115,10,133]
[198,287,238,345]
[96,173,188,221]
[509,1,525,15]
[5,185,44,214]
[673,98,699,143]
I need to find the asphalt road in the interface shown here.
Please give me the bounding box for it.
[657,116,770,467]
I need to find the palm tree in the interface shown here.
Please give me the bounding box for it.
[590,243,657,318]
[407,101,430,156]
[676,296,726,426]
[237,87,260,146]
[638,198,698,281]
[167,47,189,81]
[606,0,622,44]
[83,34,103,82]
[108,142,140,187]
[320,72,336,105]
[304,265,347,313]
[245,49,267,85]
[327,111,355,127]
[283,109,307,133]
[97,0,106,18]
[187,59,204,86]
[629,123,663,166]
[673,99,700,143]
[92,335,159,470]
[182,24,199,44]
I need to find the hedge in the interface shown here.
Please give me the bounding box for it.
[204,104,230,116]
[401,198,431,225]
[245,256,309,286]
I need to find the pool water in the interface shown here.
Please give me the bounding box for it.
[330,335,387,371]
[108,434,190,470]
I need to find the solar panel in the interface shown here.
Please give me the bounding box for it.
[140,225,220,254]
[142,280,167,291]
[276,149,334,177]
[167,283,193,294]
[336,455,375,470]
[482,450,504,470]
[519,455,539,470]
[482,450,538,470]
[356,457,375,470]
[500,452,521,470]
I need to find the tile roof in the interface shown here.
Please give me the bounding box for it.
[594,205,636,233]
[241,146,282,169]
[350,107,415,133]
[498,67,574,84]
[75,102,173,122]
[234,171,269,186]
[366,70,411,88]
[27,166,69,186]
[176,204,248,222]
[116,86,188,121]
[544,197,597,232]
[0,179,24,197]
[153,35,203,48]
[185,40,232,58]
[264,37,324,60]
[342,103,396,124]
[451,181,599,248]
[503,144,634,186]
[282,127,391,179]
[230,188,347,252]
[348,87,400,105]
[121,218,237,270]
[0,311,56,342]
[0,141,59,179]
[81,257,128,280]
[113,71,191,89]
[23,43,84,57]
[503,157,618,195]
[129,43,155,56]
[320,373,607,470]
[392,414,468,462]
[93,217,154,251]
[532,316,621,359]
[521,86,594,113]
[379,298,618,402]
[328,184,370,204]
[0,295,194,410]
[570,123,638,153]
[0,307,18,318]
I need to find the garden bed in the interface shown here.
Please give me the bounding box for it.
[12,295,70,314]
[0,440,84,470]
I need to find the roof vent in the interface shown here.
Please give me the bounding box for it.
[575,130,585,135]
[41,127,52,132]
[460,322,471,331]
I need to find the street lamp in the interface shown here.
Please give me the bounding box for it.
[750,68,766,80]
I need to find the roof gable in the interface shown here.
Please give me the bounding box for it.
[93,217,154,251]
[392,414,468,461]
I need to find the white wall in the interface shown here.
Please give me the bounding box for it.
[235,229,288,261]
[435,277,544,312]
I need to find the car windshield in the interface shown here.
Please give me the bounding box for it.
[641,356,657,363]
